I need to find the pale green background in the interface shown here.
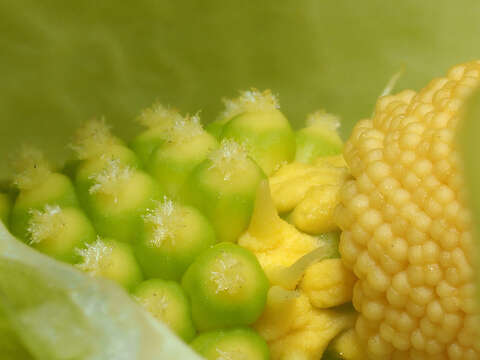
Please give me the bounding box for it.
[1,0,479,178]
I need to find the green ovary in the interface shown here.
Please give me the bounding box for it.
[76,237,143,290]
[135,200,216,280]
[79,166,160,243]
[294,111,343,164]
[27,206,96,263]
[182,242,269,331]
[191,327,269,360]
[10,172,79,240]
[148,131,218,198]
[133,279,196,342]
[221,109,295,175]
[182,139,265,243]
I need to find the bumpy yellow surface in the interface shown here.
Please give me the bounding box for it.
[327,328,367,360]
[336,60,480,359]
[255,286,356,360]
[238,181,321,281]
[270,155,349,234]
[239,169,355,359]
[300,258,356,309]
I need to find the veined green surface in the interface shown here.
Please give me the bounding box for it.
[1,0,480,177]
[0,222,202,359]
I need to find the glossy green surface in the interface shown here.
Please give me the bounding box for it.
[221,109,295,175]
[133,279,196,342]
[30,207,97,264]
[10,173,79,240]
[78,170,159,243]
[295,127,343,163]
[191,327,269,360]
[148,132,218,198]
[182,158,266,243]
[135,203,216,281]
[182,243,269,331]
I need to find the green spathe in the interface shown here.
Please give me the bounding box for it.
[0,222,202,359]
[458,88,480,304]
[0,193,11,226]
[1,1,479,178]
[0,308,33,360]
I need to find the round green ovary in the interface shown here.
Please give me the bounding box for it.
[191,327,269,360]
[29,206,96,264]
[205,119,228,139]
[148,132,217,197]
[295,127,342,164]
[133,279,195,342]
[0,193,10,225]
[84,170,159,243]
[183,159,265,243]
[129,127,166,166]
[10,173,78,240]
[75,145,140,187]
[76,238,143,290]
[135,203,216,280]
[221,110,295,175]
[182,243,268,331]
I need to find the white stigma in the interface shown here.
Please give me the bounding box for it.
[11,145,52,190]
[75,237,113,276]
[27,204,64,245]
[70,118,119,160]
[215,348,247,360]
[305,110,340,131]
[142,197,182,248]
[210,253,245,295]
[165,113,204,144]
[220,88,279,120]
[88,159,133,202]
[135,291,170,317]
[136,103,183,129]
[208,139,249,181]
